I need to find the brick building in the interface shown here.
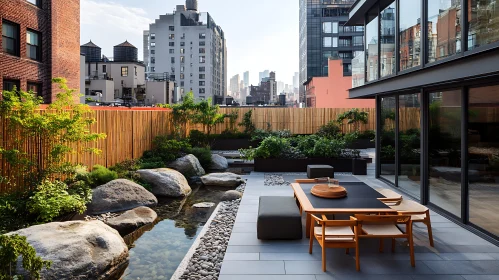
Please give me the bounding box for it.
[0,0,80,103]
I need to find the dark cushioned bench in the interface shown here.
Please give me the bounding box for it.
[257,196,302,240]
[307,165,334,179]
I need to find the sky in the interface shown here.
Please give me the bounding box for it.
[80,0,299,86]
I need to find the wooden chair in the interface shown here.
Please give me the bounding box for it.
[375,188,403,206]
[354,214,415,267]
[309,214,360,272]
[389,199,434,247]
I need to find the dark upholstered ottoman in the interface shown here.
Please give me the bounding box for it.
[257,196,302,240]
[307,165,334,179]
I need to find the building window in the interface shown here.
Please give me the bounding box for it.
[180,56,185,63]
[199,56,205,63]
[380,96,396,183]
[180,81,184,86]
[169,42,174,47]
[468,0,499,50]
[323,37,332,47]
[150,42,156,47]
[380,2,396,77]
[399,0,421,71]
[323,22,332,33]
[353,36,363,46]
[180,73,184,79]
[332,37,338,47]
[2,20,20,56]
[428,1,461,62]
[366,11,379,82]
[199,33,206,39]
[199,48,205,53]
[199,88,206,94]
[180,42,185,46]
[333,22,338,33]
[180,66,184,73]
[150,33,156,39]
[180,48,185,54]
[199,74,205,79]
[150,57,155,64]
[169,49,174,54]
[199,81,205,86]
[3,79,20,91]
[199,66,205,72]
[102,65,107,73]
[27,0,41,7]
[121,66,128,77]
[171,57,175,63]
[169,26,174,31]
[150,67,155,72]
[27,82,41,95]
[151,50,155,54]
[169,34,175,40]
[134,66,137,76]
[199,41,206,46]
[26,29,41,61]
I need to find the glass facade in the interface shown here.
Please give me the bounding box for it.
[468,0,499,50]
[380,96,396,184]
[399,0,421,71]
[366,14,379,82]
[380,3,396,77]
[427,0,461,63]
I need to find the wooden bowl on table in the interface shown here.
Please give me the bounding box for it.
[311,184,347,199]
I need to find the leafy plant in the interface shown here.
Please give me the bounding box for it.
[0,234,52,279]
[170,92,196,139]
[187,147,212,170]
[240,136,291,160]
[251,129,292,142]
[359,130,376,140]
[238,110,256,135]
[316,121,341,138]
[189,130,209,147]
[149,136,192,164]
[337,109,369,132]
[27,180,88,222]
[224,109,239,134]
[191,99,226,135]
[311,138,345,158]
[109,159,142,179]
[88,165,118,187]
[85,97,96,103]
[0,78,106,189]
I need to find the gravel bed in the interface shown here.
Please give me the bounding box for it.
[176,184,245,280]
[264,174,291,186]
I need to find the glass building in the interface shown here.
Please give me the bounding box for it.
[347,0,499,242]
[299,0,364,102]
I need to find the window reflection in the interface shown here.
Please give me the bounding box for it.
[399,0,421,71]
[468,85,499,236]
[366,15,378,82]
[468,0,499,50]
[429,89,462,217]
[380,2,396,77]
[381,96,396,184]
[427,0,461,63]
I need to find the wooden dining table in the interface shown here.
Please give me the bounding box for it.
[291,182,397,237]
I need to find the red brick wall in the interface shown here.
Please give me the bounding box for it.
[0,0,80,103]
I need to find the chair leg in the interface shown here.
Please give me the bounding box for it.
[346,248,350,254]
[379,238,384,253]
[391,238,396,253]
[355,243,360,271]
[322,246,327,272]
[306,213,311,238]
[309,233,314,254]
[426,221,435,247]
[408,226,415,267]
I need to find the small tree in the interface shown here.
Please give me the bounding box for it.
[224,109,239,134]
[170,92,196,139]
[0,78,106,189]
[191,98,225,136]
[238,109,256,134]
[336,109,369,132]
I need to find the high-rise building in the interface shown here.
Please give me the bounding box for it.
[230,74,240,95]
[243,71,250,87]
[259,70,270,84]
[277,81,284,94]
[299,0,364,102]
[293,72,299,89]
[1,0,81,103]
[144,0,227,103]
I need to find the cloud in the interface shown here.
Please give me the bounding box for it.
[81,0,151,36]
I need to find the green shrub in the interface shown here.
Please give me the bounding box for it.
[188,147,212,170]
[316,121,341,138]
[311,138,345,158]
[216,131,250,139]
[0,234,52,279]
[0,193,31,234]
[109,159,142,179]
[89,165,118,187]
[241,136,292,160]
[189,129,209,147]
[27,180,88,222]
[359,130,376,140]
[152,136,192,163]
[296,135,320,158]
[238,110,256,135]
[140,161,166,169]
[342,132,360,146]
[251,129,292,142]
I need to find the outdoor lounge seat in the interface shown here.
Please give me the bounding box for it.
[257,196,303,240]
[307,165,334,179]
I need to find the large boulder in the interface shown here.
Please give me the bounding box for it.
[210,154,229,171]
[87,179,158,215]
[221,190,243,201]
[105,206,157,236]
[9,221,128,279]
[168,154,205,177]
[201,172,245,187]
[137,168,192,197]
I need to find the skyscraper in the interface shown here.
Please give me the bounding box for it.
[230,74,240,95]
[293,72,299,89]
[299,0,364,102]
[243,71,250,87]
[144,0,227,103]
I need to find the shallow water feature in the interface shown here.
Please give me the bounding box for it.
[120,185,233,280]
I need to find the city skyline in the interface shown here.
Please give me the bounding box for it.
[80,0,299,86]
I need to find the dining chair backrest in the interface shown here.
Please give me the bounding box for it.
[354,214,411,225]
[391,199,428,212]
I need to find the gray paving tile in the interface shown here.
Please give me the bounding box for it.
[462,276,499,280]
[227,245,320,253]
[488,253,499,260]
[315,275,413,280]
[223,253,259,261]
[356,259,434,275]
[229,232,309,246]
[439,253,496,261]
[220,260,285,275]
[232,222,257,233]
[360,253,443,261]
[235,212,258,223]
[219,276,316,280]
[423,261,499,275]
[411,276,466,280]
[260,253,321,261]
[237,205,259,213]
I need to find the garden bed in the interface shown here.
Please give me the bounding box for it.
[346,138,375,149]
[254,158,367,173]
[210,138,257,150]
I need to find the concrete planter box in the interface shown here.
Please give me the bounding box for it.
[254,158,363,173]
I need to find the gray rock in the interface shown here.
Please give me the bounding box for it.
[221,190,242,201]
[87,179,157,215]
[105,206,157,235]
[9,221,128,279]
[137,168,192,197]
[193,202,216,208]
[201,173,245,187]
[168,154,205,177]
[209,154,228,171]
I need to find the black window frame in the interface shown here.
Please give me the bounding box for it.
[121,66,128,77]
[2,78,20,92]
[2,20,20,57]
[26,29,41,61]
[27,81,41,96]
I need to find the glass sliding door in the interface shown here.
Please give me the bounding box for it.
[428,90,462,217]
[468,84,499,236]
[380,96,396,184]
[398,93,421,198]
